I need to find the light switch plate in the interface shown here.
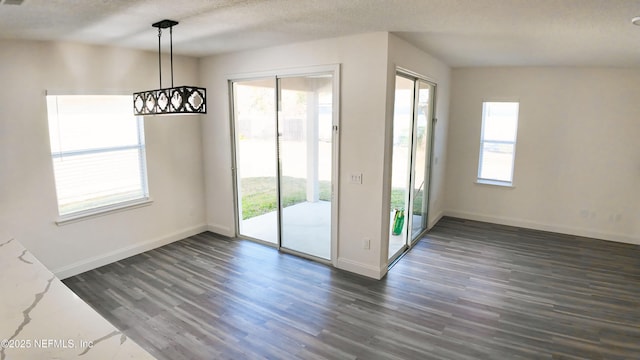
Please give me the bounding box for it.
[350,173,363,184]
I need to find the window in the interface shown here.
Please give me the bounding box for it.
[478,101,519,186]
[46,95,149,219]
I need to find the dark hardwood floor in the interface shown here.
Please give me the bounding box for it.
[63,217,640,359]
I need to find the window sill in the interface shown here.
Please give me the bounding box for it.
[475,179,515,188]
[55,198,153,226]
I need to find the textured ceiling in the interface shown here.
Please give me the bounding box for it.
[1,0,640,67]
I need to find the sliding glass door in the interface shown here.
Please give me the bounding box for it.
[411,80,435,240]
[389,76,414,258]
[232,69,336,261]
[233,79,278,244]
[278,75,333,259]
[389,73,436,262]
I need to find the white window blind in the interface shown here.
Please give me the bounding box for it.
[478,101,519,185]
[46,95,149,217]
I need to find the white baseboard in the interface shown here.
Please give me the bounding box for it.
[207,223,234,238]
[428,210,444,230]
[443,210,639,245]
[336,257,386,279]
[54,224,208,279]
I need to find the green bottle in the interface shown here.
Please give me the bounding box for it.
[392,208,405,235]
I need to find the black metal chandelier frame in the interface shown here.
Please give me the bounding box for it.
[133,19,206,116]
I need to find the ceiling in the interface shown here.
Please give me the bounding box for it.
[1,0,640,67]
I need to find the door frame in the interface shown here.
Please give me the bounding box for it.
[388,68,437,264]
[228,64,341,266]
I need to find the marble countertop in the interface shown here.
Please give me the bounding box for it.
[0,238,156,360]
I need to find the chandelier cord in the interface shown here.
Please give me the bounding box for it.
[170,26,174,88]
[157,27,162,89]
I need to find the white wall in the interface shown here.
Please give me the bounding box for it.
[0,39,207,278]
[445,67,640,245]
[200,32,452,278]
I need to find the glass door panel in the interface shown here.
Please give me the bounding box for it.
[410,80,434,241]
[389,74,436,262]
[232,79,278,244]
[389,75,414,260]
[278,75,333,260]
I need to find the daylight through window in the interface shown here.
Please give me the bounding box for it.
[478,101,519,185]
[46,95,149,217]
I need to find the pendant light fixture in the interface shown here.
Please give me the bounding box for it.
[133,19,206,116]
